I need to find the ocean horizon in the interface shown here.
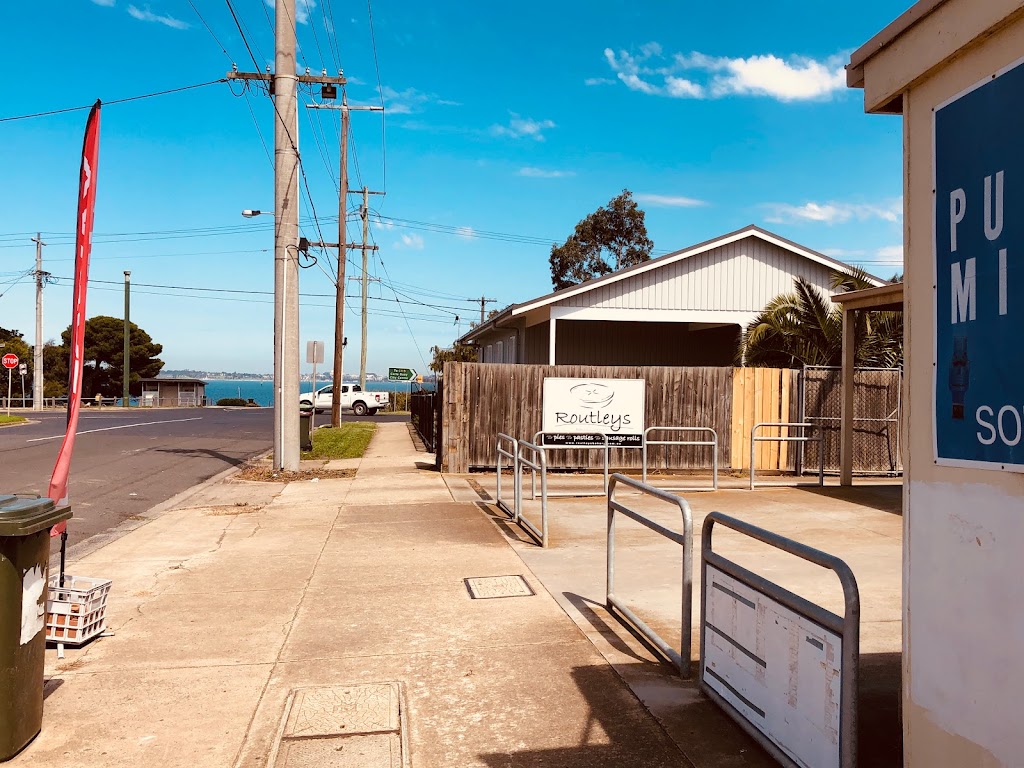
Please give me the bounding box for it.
[200,378,435,406]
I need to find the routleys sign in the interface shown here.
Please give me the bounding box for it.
[541,378,645,447]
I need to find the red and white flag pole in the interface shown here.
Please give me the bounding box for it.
[48,100,101,585]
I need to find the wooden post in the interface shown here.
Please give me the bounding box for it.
[840,307,856,486]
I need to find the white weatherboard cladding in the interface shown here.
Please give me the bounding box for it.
[556,238,839,313]
[704,566,842,768]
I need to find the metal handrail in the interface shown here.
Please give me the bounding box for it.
[606,474,693,677]
[641,426,719,491]
[749,422,824,489]
[700,512,860,768]
[533,431,610,498]
[496,433,518,521]
[515,440,548,547]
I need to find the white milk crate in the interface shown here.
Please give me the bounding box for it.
[46,575,112,645]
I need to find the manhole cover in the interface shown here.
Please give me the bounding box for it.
[269,683,407,768]
[464,575,535,599]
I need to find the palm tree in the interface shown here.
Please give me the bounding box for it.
[738,270,902,369]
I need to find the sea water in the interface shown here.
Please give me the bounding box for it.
[202,379,434,406]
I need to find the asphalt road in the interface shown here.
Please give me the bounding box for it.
[0,408,410,556]
[0,408,274,553]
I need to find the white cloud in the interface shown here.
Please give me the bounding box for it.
[91,0,116,6]
[602,43,845,102]
[820,248,866,258]
[634,193,706,208]
[455,227,476,239]
[584,77,616,86]
[876,245,904,260]
[265,0,317,25]
[126,5,188,29]
[518,167,575,179]
[395,233,424,250]
[377,85,455,115]
[765,199,902,225]
[491,114,556,141]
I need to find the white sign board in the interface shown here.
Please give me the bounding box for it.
[703,565,842,768]
[306,340,324,365]
[541,377,644,447]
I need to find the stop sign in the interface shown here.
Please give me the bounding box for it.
[1,354,17,370]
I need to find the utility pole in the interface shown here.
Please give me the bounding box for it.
[359,187,370,391]
[31,233,45,411]
[306,100,382,426]
[226,25,346,468]
[331,96,349,427]
[477,295,497,325]
[123,271,131,406]
[275,0,301,470]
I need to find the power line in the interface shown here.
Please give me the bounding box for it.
[187,1,232,63]
[0,80,227,123]
[366,0,387,195]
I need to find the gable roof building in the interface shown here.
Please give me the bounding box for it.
[458,225,885,367]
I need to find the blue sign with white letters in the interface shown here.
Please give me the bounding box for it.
[935,58,1024,469]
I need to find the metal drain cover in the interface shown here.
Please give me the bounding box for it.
[269,683,407,768]
[464,575,535,599]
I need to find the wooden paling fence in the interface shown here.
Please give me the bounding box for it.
[441,363,809,474]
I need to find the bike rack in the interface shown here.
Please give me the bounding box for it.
[531,431,610,498]
[641,426,719,491]
[496,433,519,521]
[606,474,693,677]
[514,440,548,547]
[749,422,824,490]
[700,512,860,768]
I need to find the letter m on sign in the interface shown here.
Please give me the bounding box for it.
[951,258,977,324]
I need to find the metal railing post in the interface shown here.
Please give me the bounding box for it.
[606,473,693,677]
[642,426,718,492]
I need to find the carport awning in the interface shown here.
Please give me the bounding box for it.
[832,282,904,486]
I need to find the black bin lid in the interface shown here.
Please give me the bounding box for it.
[0,496,72,537]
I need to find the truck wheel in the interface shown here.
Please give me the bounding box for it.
[353,402,368,416]
[368,409,379,416]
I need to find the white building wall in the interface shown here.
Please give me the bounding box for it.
[556,237,840,313]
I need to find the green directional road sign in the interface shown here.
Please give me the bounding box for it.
[389,367,416,382]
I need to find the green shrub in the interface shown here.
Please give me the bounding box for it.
[217,398,248,406]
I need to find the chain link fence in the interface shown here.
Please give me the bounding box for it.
[801,366,902,476]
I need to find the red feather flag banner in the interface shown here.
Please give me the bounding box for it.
[49,100,101,536]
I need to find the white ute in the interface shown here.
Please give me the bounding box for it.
[299,384,389,416]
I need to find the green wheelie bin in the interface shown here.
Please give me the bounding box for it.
[299,403,314,452]
[0,496,72,761]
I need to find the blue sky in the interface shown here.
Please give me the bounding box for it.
[1,0,909,375]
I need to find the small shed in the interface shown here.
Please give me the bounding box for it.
[139,378,206,407]
[459,225,885,367]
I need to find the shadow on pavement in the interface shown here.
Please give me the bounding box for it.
[154,447,249,467]
[477,664,696,767]
[797,483,903,515]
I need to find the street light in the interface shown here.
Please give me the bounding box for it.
[241,209,274,218]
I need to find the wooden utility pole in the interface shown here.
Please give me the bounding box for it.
[359,187,370,390]
[31,233,45,411]
[332,97,350,427]
[478,295,497,325]
[305,101,382,426]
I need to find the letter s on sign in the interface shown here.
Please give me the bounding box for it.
[977,406,996,445]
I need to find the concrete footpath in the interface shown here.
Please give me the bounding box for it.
[21,423,702,767]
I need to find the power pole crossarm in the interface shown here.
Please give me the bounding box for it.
[477,296,498,325]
